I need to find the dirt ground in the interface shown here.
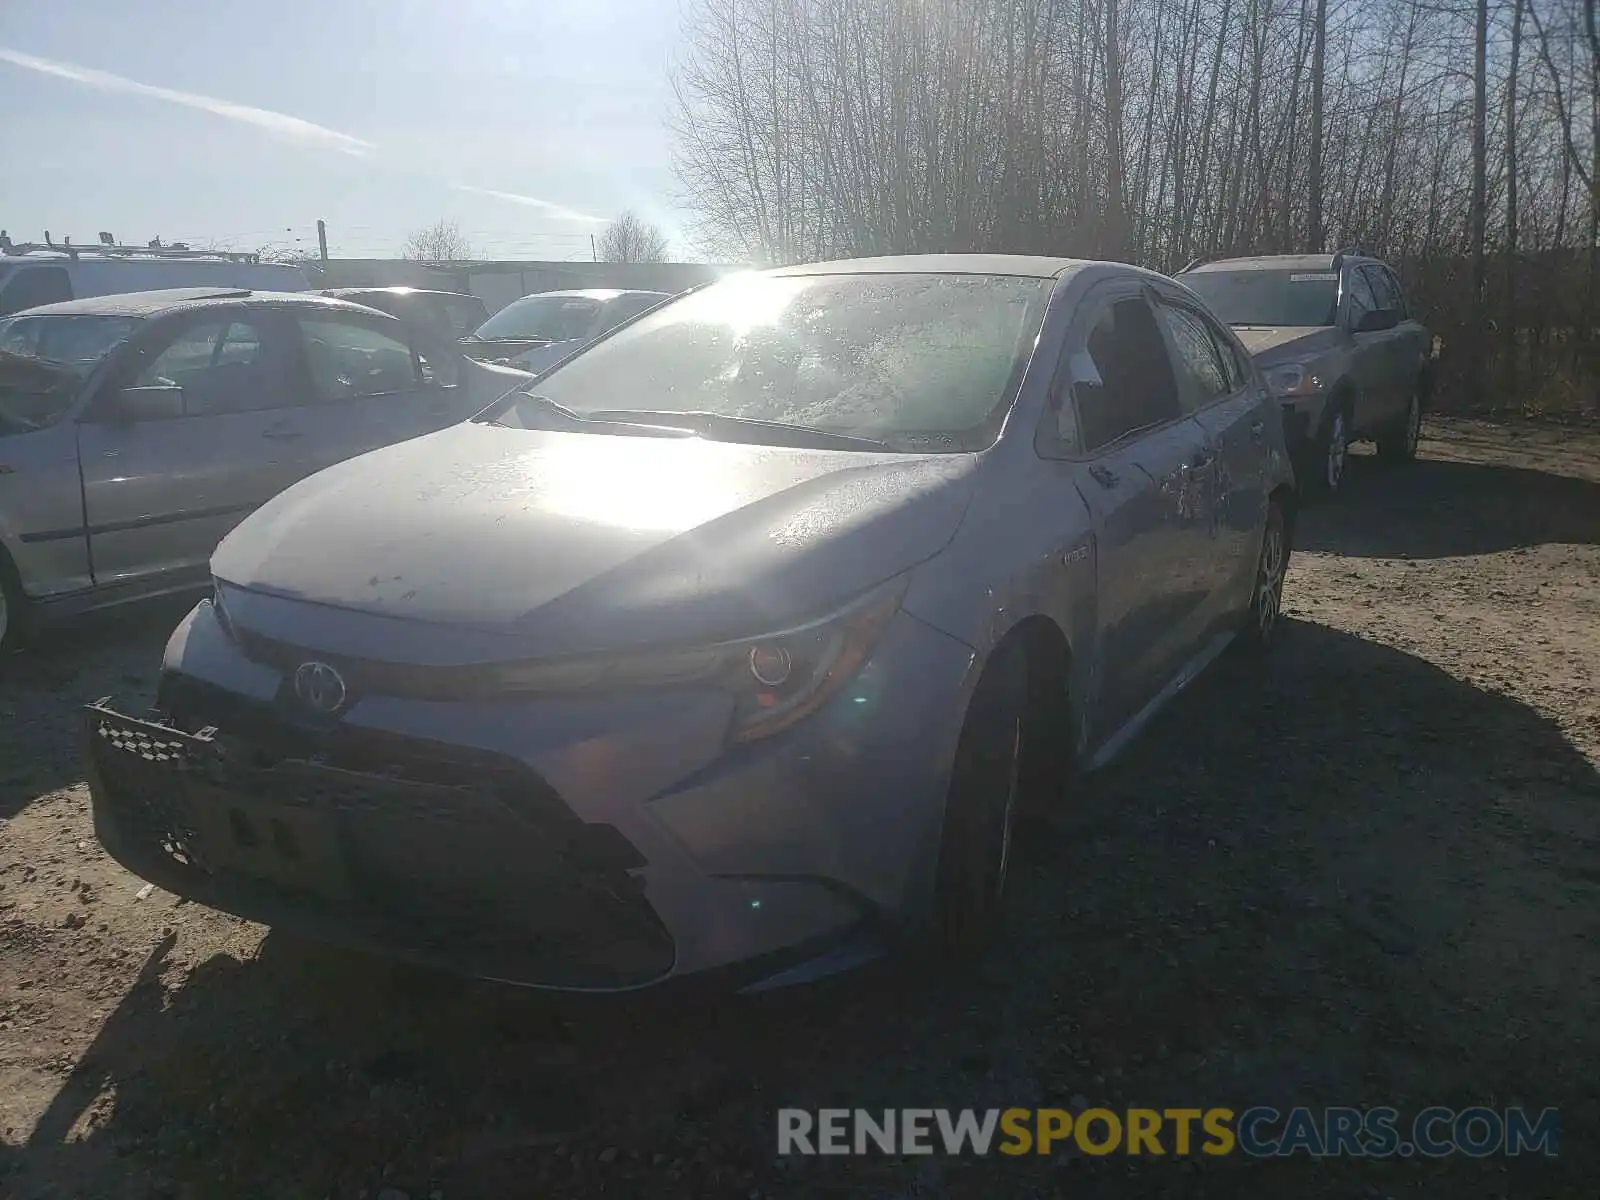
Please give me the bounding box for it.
[2,415,1598,1200]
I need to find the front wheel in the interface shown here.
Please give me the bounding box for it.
[1305,400,1350,499]
[934,645,1027,958]
[1377,388,1422,464]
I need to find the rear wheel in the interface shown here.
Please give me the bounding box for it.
[935,644,1027,957]
[1238,499,1289,653]
[1377,387,1422,464]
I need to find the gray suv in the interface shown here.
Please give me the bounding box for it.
[1178,252,1433,495]
[0,287,526,652]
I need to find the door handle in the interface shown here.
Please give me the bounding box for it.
[262,426,304,441]
[1088,464,1119,488]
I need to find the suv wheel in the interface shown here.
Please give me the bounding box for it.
[1310,403,1349,497]
[1378,389,1422,464]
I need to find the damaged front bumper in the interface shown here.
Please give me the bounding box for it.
[84,699,678,989]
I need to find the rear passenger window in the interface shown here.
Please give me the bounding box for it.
[298,318,421,399]
[1072,296,1183,452]
[1158,303,1231,410]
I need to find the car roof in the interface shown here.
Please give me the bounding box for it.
[1184,253,1377,274]
[767,253,1093,279]
[321,286,480,301]
[15,288,390,319]
[505,289,670,303]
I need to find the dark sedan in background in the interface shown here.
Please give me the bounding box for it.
[319,287,489,345]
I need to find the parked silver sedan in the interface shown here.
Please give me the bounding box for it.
[85,256,1296,992]
[0,288,528,651]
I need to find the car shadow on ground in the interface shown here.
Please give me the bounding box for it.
[6,617,1595,1198]
[1301,451,1600,557]
[0,598,186,819]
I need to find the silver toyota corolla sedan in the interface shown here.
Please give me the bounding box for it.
[85,255,1296,993]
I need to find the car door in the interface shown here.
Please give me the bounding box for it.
[1153,292,1264,624]
[1051,282,1215,749]
[76,307,310,589]
[1369,265,1430,403]
[1341,266,1395,433]
[287,310,478,473]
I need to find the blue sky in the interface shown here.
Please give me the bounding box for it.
[0,0,692,260]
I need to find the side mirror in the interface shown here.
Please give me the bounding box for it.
[1354,308,1400,333]
[110,384,186,422]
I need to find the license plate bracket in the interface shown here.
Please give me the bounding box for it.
[189,786,350,901]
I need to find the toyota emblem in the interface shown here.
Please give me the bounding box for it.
[293,661,348,714]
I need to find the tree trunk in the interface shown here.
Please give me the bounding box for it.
[1307,0,1327,251]
[1469,0,1488,405]
[1506,0,1525,404]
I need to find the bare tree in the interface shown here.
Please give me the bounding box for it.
[402,219,472,262]
[669,0,1599,408]
[596,211,672,262]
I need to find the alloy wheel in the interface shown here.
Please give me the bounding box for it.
[1256,517,1286,640]
[1325,411,1348,492]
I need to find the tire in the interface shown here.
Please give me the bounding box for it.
[934,643,1028,958]
[1306,397,1351,498]
[0,549,26,658]
[1377,386,1422,464]
[1237,498,1290,653]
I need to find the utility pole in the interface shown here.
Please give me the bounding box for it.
[316,219,329,266]
[591,233,597,262]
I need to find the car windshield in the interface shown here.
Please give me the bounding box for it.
[1182,269,1339,327]
[0,313,141,369]
[473,295,601,342]
[441,295,489,336]
[487,271,1051,452]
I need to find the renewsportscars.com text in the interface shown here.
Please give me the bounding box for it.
[777,1106,1559,1159]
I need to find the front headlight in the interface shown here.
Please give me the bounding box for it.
[1263,363,1325,398]
[481,576,907,743]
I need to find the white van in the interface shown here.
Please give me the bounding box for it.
[0,240,310,317]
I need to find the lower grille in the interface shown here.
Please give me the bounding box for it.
[86,695,673,988]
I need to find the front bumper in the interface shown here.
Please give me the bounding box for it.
[85,599,976,990]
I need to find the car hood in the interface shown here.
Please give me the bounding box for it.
[212,421,977,656]
[1232,326,1342,362]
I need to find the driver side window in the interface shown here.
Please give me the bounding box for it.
[1343,269,1378,324]
[1068,295,1183,453]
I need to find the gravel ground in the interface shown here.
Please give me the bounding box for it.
[1,416,1598,1200]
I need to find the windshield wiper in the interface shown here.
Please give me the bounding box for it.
[583,409,891,450]
[479,393,695,436]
